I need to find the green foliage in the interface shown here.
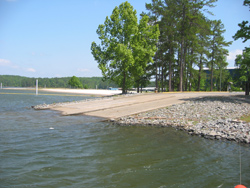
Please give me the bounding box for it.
[68,76,83,89]
[234,20,250,43]
[83,84,88,89]
[213,67,231,91]
[232,0,249,93]
[145,0,233,92]
[207,20,232,91]
[233,0,250,43]
[235,50,250,94]
[235,50,250,75]
[235,50,250,87]
[231,85,242,91]
[0,75,118,89]
[233,0,250,53]
[91,1,159,93]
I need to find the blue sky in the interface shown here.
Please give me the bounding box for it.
[0,0,249,78]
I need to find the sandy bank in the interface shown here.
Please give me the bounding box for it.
[40,88,123,96]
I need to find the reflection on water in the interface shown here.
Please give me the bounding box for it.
[0,89,249,188]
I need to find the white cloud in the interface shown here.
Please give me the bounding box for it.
[77,68,90,72]
[25,68,36,72]
[0,59,18,68]
[0,59,11,66]
[227,49,243,61]
[0,58,36,74]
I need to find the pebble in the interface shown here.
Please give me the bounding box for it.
[114,96,250,144]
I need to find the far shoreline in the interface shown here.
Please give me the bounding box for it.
[40,88,123,96]
[2,87,124,96]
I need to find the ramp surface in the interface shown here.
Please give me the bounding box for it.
[47,92,237,120]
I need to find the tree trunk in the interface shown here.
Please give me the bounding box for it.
[169,64,172,92]
[180,39,184,92]
[246,76,250,95]
[188,70,191,91]
[172,72,175,91]
[179,3,186,92]
[189,48,194,91]
[155,56,158,92]
[168,47,172,92]
[210,35,215,92]
[197,54,202,91]
[158,67,161,92]
[122,71,126,94]
[210,60,214,91]
[161,66,164,92]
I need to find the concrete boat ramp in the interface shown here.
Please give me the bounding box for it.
[38,92,239,120]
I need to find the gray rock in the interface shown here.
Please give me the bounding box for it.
[113,96,250,144]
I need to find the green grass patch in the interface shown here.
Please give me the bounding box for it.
[193,120,199,125]
[240,114,250,122]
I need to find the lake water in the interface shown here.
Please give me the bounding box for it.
[0,89,249,188]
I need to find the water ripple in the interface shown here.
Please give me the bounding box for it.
[1,92,250,187]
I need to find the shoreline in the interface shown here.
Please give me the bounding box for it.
[32,90,250,144]
[40,88,123,96]
[113,95,250,144]
[2,87,124,96]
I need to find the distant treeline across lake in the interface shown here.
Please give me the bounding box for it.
[0,75,118,89]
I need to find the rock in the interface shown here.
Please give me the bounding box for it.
[209,130,217,136]
[216,135,221,139]
[243,135,250,144]
[113,95,250,144]
[110,119,115,122]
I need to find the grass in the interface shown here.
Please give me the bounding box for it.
[192,120,199,125]
[240,114,250,122]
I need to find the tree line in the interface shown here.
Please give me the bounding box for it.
[146,0,232,92]
[91,0,249,94]
[0,75,118,89]
[233,0,250,95]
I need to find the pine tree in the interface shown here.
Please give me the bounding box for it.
[207,20,231,91]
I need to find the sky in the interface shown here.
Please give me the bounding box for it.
[0,0,249,78]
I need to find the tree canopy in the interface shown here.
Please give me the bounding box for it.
[235,50,250,79]
[233,0,250,95]
[0,75,118,89]
[68,76,83,89]
[233,0,250,46]
[91,1,159,93]
[145,0,231,92]
[235,49,250,95]
[90,0,237,92]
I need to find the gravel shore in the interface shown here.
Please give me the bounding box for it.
[114,95,250,144]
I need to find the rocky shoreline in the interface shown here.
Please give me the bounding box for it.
[113,95,250,144]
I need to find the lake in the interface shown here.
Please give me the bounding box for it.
[0,89,249,188]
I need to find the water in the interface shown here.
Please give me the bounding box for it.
[0,89,249,188]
